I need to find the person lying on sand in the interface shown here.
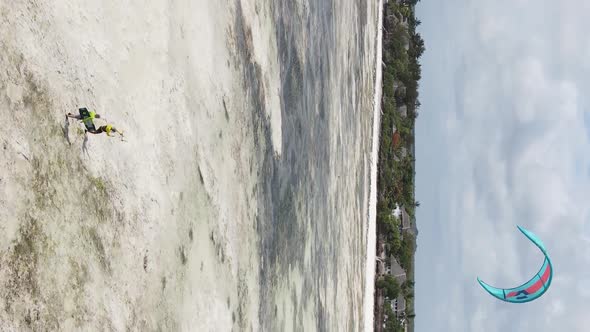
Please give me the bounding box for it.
[67,108,125,140]
[67,107,101,132]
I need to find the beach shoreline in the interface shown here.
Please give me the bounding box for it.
[364,0,384,330]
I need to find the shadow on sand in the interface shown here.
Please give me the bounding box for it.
[61,114,71,146]
[82,132,89,156]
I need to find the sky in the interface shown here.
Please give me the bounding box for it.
[414,0,590,331]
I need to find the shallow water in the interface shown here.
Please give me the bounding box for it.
[254,1,378,330]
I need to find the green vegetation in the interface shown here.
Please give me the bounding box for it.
[398,235,415,271]
[376,275,401,299]
[375,0,424,331]
[383,303,405,332]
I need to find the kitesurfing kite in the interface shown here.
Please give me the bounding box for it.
[477,225,552,303]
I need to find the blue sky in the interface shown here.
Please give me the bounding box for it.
[415,0,590,331]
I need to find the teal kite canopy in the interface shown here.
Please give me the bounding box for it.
[477,225,553,303]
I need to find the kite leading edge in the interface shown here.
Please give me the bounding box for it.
[477,225,553,303]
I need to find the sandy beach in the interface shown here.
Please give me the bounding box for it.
[364,0,384,330]
[0,0,381,330]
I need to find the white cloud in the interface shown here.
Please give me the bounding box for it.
[576,279,590,298]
